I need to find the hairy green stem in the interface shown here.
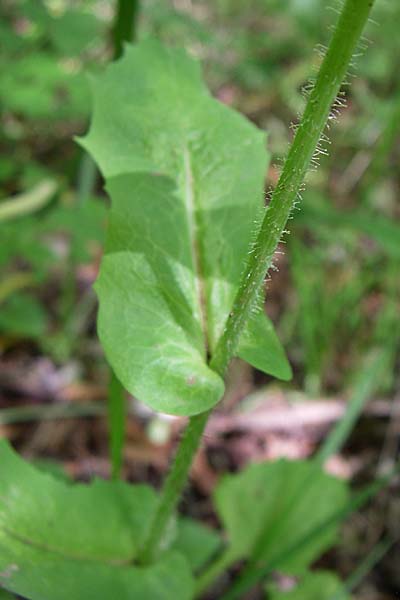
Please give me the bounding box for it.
[139,411,210,564]
[139,0,376,567]
[210,0,375,376]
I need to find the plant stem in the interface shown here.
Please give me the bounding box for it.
[139,410,210,564]
[77,154,97,206]
[106,0,140,480]
[108,371,126,480]
[340,537,393,598]
[113,0,139,59]
[210,0,375,376]
[0,402,106,425]
[139,0,376,567]
[77,1,140,205]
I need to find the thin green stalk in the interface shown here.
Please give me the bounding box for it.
[139,410,210,564]
[106,0,140,479]
[334,537,393,599]
[317,295,399,464]
[139,0,376,566]
[58,252,76,332]
[77,153,97,206]
[316,350,387,464]
[77,0,139,203]
[0,402,106,425]
[108,371,126,480]
[210,0,375,377]
[366,85,400,187]
[113,0,139,59]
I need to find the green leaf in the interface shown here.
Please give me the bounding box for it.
[80,40,274,415]
[266,570,350,600]
[172,518,221,573]
[214,459,349,573]
[95,172,224,415]
[238,311,292,380]
[0,441,193,600]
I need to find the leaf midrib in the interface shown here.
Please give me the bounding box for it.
[0,524,133,567]
[183,145,209,356]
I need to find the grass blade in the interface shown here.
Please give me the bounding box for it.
[316,351,388,464]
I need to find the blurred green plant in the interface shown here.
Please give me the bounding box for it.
[0,192,105,349]
[0,0,105,121]
[1,0,397,599]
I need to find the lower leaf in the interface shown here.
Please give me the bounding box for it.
[0,544,193,600]
[0,441,194,600]
[214,459,349,573]
[238,311,292,381]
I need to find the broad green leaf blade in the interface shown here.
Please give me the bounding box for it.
[238,311,292,380]
[0,442,193,600]
[0,441,155,562]
[95,172,223,415]
[214,460,348,573]
[266,571,350,600]
[0,543,193,600]
[0,539,193,600]
[97,248,223,416]
[80,39,269,415]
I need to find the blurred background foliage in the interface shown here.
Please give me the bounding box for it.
[1,0,398,392]
[0,1,399,598]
